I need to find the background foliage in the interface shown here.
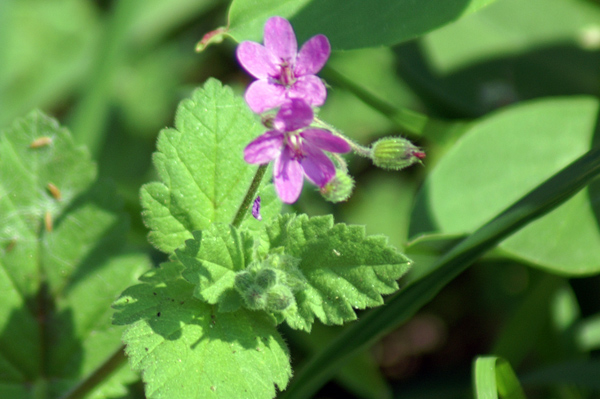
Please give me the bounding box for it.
[2,0,600,398]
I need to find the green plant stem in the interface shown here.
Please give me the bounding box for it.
[68,0,139,157]
[58,346,127,399]
[231,164,268,228]
[281,147,600,399]
[313,117,372,158]
[322,65,466,142]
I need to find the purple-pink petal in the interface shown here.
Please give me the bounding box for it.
[236,41,279,79]
[295,35,331,76]
[264,16,297,62]
[273,99,314,132]
[288,75,327,107]
[244,130,284,164]
[245,80,287,113]
[301,129,351,153]
[300,142,336,187]
[274,146,304,203]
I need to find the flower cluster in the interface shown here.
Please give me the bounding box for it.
[236,16,425,204]
[237,16,348,203]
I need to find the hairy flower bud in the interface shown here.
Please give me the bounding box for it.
[255,268,277,290]
[266,285,294,312]
[320,170,355,202]
[371,137,425,171]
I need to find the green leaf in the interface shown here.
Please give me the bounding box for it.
[399,0,600,117]
[410,97,600,275]
[423,0,600,74]
[0,111,149,397]
[263,214,411,331]
[140,78,281,254]
[473,356,526,399]
[0,0,100,127]
[224,0,498,50]
[112,261,291,399]
[176,224,250,312]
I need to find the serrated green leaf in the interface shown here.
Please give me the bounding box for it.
[112,261,291,399]
[0,111,149,397]
[140,78,281,254]
[264,214,411,330]
[176,224,248,312]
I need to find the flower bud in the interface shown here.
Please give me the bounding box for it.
[371,137,425,171]
[261,114,276,129]
[234,271,254,293]
[320,170,355,202]
[255,268,277,290]
[241,286,268,310]
[266,285,294,312]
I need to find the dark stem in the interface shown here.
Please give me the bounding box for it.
[59,346,127,399]
[231,164,268,228]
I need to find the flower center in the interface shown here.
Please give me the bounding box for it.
[278,61,296,87]
[286,133,304,160]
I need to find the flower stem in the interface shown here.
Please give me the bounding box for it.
[313,117,372,158]
[58,346,127,399]
[231,164,268,228]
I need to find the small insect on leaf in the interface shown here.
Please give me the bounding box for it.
[44,211,53,232]
[30,137,52,148]
[47,182,61,200]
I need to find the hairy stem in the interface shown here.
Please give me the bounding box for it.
[313,117,372,158]
[231,164,268,228]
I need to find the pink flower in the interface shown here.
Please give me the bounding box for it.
[236,16,331,114]
[244,99,350,203]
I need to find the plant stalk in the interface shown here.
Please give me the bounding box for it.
[231,164,268,228]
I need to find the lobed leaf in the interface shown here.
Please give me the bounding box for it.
[140,78,280,254]
[112,261,291,399]
[0,111,149,397]
[263,214,411,330]
[176,223,252,312]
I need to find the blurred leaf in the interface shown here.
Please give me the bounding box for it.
[410,97,600,275]
[396,0,600,117]
[491,275,563,368]
[0,0,99,127]
[473,356,526,399]
[127,0,220,47]
[521,360,600,391]
[112,261,291,399]
[423,0,600,74]
[573,313,600,351]
[140,79,281,254]
[0,111,149,398]
[224,0,498,50]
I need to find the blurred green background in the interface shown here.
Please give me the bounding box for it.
[3,0,600,398]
